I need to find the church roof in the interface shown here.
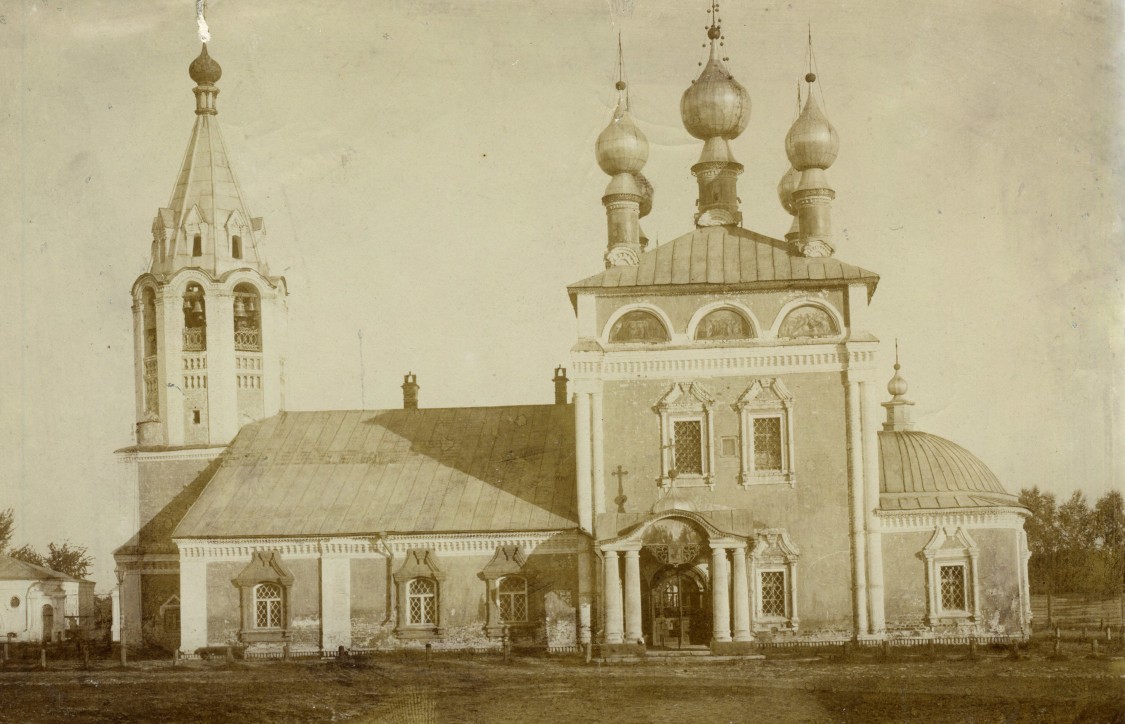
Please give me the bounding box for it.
[878,431,1020,511]
[0,555,83,583]
[173,405,578,539]
[567,225,879,298]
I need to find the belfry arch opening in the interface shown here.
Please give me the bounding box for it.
[233,283,262,352]
[142,287,159,415]
[182,283,207,351]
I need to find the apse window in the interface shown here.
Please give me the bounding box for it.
[231,235,243,259]
[253,582,283,629]
[407,578,437,625]
[497,576,528,624]
[193,409,201,424]
[939,564,968,611]
[192,233,202,257]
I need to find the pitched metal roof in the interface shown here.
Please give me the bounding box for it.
[0,555,82,583]
[173,405,578,539]
[878,431,1021,511]
[567,226,879,297]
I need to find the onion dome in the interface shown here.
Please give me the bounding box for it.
[680,42,751,141]
[777,166,800,216]
[785,81,838,171]
[595,96,649,176]
[634,172,654,218]
[887,360,908,398]
[189,44,222,85]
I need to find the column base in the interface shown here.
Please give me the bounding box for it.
[598,642,646,658]
[732,631,753,642]
[710,640,757,655]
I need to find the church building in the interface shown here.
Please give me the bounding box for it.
[114,11,1031,655]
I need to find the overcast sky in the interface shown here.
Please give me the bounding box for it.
[0,0,1121,589]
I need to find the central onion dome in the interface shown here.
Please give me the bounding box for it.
[681,50,751,141]
[785,79,838,170]
[189,44,222,86]
[595,91,649,176]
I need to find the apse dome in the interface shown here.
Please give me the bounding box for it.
[878,431,1020,510]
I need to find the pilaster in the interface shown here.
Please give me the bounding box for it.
[206,291,238,443]
[179,555,208,651]
[845,379,869,636]
[602,550,623,644]
[575,392,593,533]
[320,554,352,650]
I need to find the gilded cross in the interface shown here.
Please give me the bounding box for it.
[612,465,629,513]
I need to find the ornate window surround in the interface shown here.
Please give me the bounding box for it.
[393,549,446,639]
[749,529,800,631]
[479,545,531,638]
[733,378,796,487]
[921,527,981,626]
[231,550,294,644]
[654,382,717,489]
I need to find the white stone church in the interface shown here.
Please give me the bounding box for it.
[114,16,1031,655]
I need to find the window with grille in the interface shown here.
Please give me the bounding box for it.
[760,571,786,617]
[497,576,528,623]
[253,583,283,629]
[939,564,967,611]
[407,578,437,625]
[673,420,704,475]
[753,417,783,471]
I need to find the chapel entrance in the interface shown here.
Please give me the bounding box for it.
[648,567,708,649]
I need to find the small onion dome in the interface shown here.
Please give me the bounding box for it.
[887,361,909,398]
[777,166,800,216]
[189,44,222,85]
[595,102,649,176]
[633,172,654,218]
[785,91,838,171]
[680,48,751,141]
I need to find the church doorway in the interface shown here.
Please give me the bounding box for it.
[41,604,54,642]
[648,566,709,649]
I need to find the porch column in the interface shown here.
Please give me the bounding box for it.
[603,550,624,644]
[623,549,642,644]
[577,547,592,644]
[711,546,732,643]
[731,545,752,642]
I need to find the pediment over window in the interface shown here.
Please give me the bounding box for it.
[232,550,294,587]
[921,526,978,557]
[750,529,800,562]
[733,378,794,411]
[654,382,716,414]
[393,549,446,582]
[481,545,526,581]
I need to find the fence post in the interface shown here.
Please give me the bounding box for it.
[225,645,233,663]
[968,637,978,659]
[1092,639,1099,657]
[39,648,46,670]
[881,640,890,658]
[2,642,7,663]
[172,649,179,669]
[1106,627,1112,643]
[283,644,290,662]
[425,642,432,666]
[585,640,592,664]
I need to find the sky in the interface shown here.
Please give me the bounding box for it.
[0,0,1121,590]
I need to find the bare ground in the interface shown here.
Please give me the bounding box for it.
[0,652,1122,723]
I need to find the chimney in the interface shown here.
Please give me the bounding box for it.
[401,372,419,410]
[552,366,569,405]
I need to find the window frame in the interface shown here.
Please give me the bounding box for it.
[922,527,980,626]
[749,529,800,632]
[393,549,446,639]
[496,576,529,624]
[734,378,796,487]
[756,567,789,621]
[253,582,284,629]
[655,382,717,489]
[406,577,438,626]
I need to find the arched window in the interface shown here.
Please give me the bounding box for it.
[142,288,159,415]
[192,233,202,257]
[231,235,243,260]
[182,283,207,351]
[497,576,528,623]
[253,582,283,629]
[407,578,437,625]
[233,283,262,352]
[608,310,670,344]
[777,305,838,339]
[695,308,754,340]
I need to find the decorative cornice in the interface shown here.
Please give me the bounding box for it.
[571,345,877,380]
[174,531,584,561]
[877,508,1028,532]
[115,446,226,463]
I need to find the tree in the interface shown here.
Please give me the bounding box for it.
[44,542,93,580]
[1093,490,1125,598]
[0,508,13,553]
[1019,487,1060,596]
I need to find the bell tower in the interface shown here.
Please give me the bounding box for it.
[116,43,288,649]
[131,44,288,449]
